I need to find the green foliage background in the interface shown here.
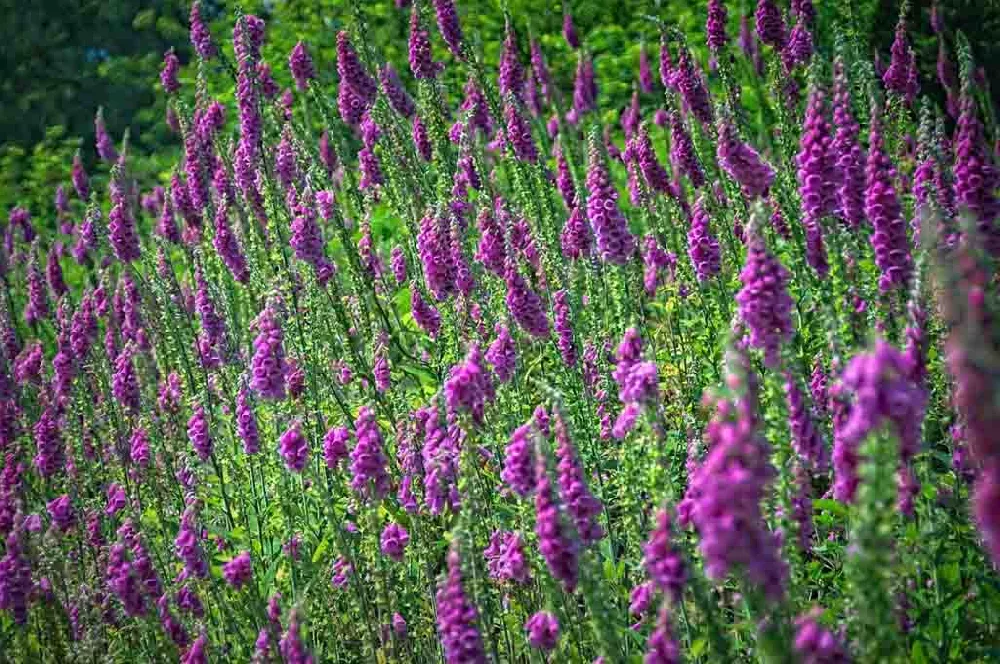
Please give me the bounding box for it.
[1,0,998,224]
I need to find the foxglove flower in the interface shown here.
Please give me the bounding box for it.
[643,508,686,602]
[587,133,636,264]
[323,426,350,470]
[833,341,926,507]
[108,159,141,263]
[486,324,516,383]
[95,108,118,162]
[954,90,1000,255]
[336,32,376,125]
[350,406,390,503]
[502,423,535,497]
[411,290,442,338]
[289,191,336,285]
[686,379,788,600]
[444,344,495,424]
[161,49,180,94]
[644,608,681,664]
[706,0,729,52]
[222,551,252,589]
[534,453,579,592]
[718,116,774,198]
[33,406,65,478]
[187,406,213,462]
[865,111,913,291]
[189,0,217,59]
[279,422,310,473]
[688,197,721,282]
[504,263,550,338]
[563,10,580,49]
[525,612,559,651]
[435,548,486,663]
[409,6,439,79]
[289,41,314,91]
[72,153,89,200]
[433,0,463,58]
[793,608,851,663]
[736,233,795,368]
[832,59,866,229]
[785,373,828,471]
[504,99,538,163]
[484,530,530,584]
[669,111,705,188]
[783,17,813,69]
[555,410,604,544]
[418,213,456,300]
[755,0,787,48]
[380,523,410,561]
[675,45,713,126]
[380,65,416,119]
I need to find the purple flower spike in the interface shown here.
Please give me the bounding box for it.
[289,42,315,92]
[189,1,217,60]
[380,523,410,561]
[161,49,180,94]
[433,0,464,58]
[409,6,440,79]
[793,608,851,663]
[279,422,310,473]
[534,452,579,592]
[644,608,682,664]
[222,551,252,589]
[832,59,866,229]
[643,507,687,602]
[688,197,721,282]
[350,406,390,503]
[586,132,636,264]
[864,110,913,292]
[436,547,486,663]
[718,116,774,198]
[251,302,287,400]
[525,611,560,651]
[736,232,795,369]
[755,0,787,49]
[707,0,729,52]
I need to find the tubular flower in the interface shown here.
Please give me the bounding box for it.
[954,89,1000,255]
[688,197,721,282]
[832,59,866,229]
[504,263,550,338]
[350,406,390,503]
[706,0,729,52]
[643,507,687,602]
[718,116,774,198]
[409,6,439,79]
[686,381,788,600]
[444,343,495,424]
[289,41,315,91]
[279,422,310,473]
[555,410,604,545]
[674,46,713,126]
[250,302,288,400]
[433,0,464,58]
[736,233,795,368]
[865,111,913,292]
[586,133,636,264]
[755,0,787,49]
[534,452,579,592]
[435,548,486,664]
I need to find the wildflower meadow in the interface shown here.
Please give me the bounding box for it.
[1,0,999,661]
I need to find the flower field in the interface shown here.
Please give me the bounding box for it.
[1,0,999,661]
